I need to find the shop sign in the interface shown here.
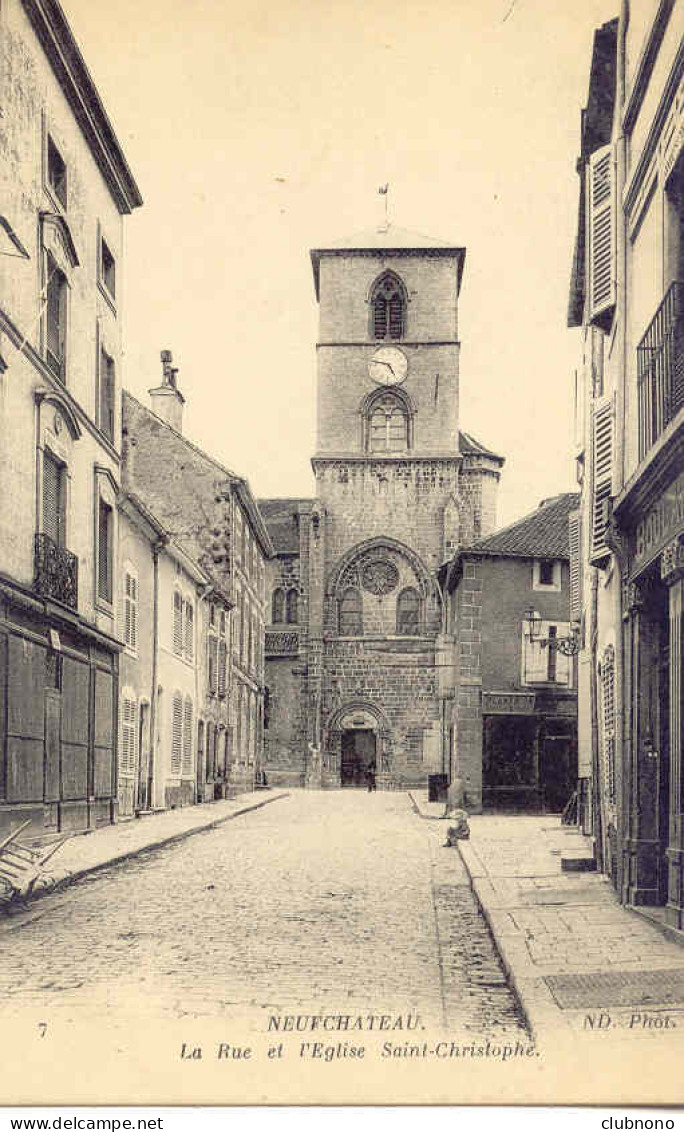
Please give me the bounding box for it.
[482,692,535,715]
[632,469,684,575]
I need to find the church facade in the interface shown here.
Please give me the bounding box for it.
[260,226,504,795]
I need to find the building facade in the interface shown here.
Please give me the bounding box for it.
[569,2,684,925]
[261,226,504,790]
[0,0,141,833]
[441,494,579,813]
[121,364,271,798]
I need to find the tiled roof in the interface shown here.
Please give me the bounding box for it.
[465,493,580,560]
[310,224,465,298]
[258,498,312,554]
[458,430,504,463]
[312,225,460,252]
[122,393,272,581]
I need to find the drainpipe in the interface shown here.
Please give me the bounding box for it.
[149,538,164,810]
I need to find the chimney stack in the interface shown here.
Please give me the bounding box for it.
[149,349,185,432]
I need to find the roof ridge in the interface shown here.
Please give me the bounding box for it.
[123,389,240,482]
[465,492,580,554]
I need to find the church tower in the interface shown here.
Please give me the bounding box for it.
[259,224,503,793]
[304,226,503,788]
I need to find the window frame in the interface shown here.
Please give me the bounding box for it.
[46,132,68,212]
[338,586,363,637]
[532,559,562,592]
[98,225,117,309]
[97,496,114,606]
[396,586,421,636]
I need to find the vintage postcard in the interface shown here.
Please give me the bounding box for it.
[0,0,683,1109]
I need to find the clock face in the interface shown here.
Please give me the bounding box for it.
[367,346,408,386]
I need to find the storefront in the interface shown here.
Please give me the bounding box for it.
[615,464,684,926]
[481,692,577,813]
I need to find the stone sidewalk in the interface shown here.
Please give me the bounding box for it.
[411,792,684,1047]
[2,790,288,907]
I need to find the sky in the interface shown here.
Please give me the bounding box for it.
[63,0,619,528]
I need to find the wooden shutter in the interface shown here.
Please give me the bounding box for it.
[218,640,227,697]
[173,591,183,654]
[43,450,65,545]
[100,349,115,441]
[182,697,193,776]
[46,258,66,380]
[171,693,183,775]
[120,695,137,775]
[588,145,616,327]
[601,646,616,804]
[591,398,613,562]
[98,500,112,601]
[124,571,138,651]
[208,635,218,694]
[183,600,194,660]
[568,509,582,622]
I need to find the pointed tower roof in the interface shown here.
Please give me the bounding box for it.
[310,225,466,298]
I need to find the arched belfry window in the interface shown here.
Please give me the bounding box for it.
[272,587,285,623]
[339,587,363,636]
[371,272,406,340]
[286,588,298,624]
[397,587,420,636]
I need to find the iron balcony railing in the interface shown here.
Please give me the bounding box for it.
[34,532,78,609]
[637,281,684,460]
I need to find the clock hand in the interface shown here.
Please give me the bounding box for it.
[372,359,395,377]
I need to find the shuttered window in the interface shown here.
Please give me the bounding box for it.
[601,646,616,804]
[99,348,115,441]
[119,694,137,775]
[588,145,615,327]
[373,295,388,339]
[208,634,218,694]
[42,449,66,546]
[568,509,582,623]
[46,254,67,382]
[124,569,138,653]
[218,639,227,697]
[339,587,362,636]
[397,587,420,635]
[182,696,193,776]
[591,398,613,563]
[371,273,405,340]
[183,600,194,661]
[97,499,113,602]
[173,591,183,655]
[171,692,183,775]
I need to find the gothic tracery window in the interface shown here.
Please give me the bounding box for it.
[371,272,405,340]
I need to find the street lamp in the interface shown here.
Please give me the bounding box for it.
[523,608,581,656]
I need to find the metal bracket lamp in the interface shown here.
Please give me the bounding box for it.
[523,608,581,656]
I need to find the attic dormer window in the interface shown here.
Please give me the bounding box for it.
[371,272,405,340]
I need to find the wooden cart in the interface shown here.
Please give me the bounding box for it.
[0,820,70,905]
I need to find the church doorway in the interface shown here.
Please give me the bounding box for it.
[341,729,376,787]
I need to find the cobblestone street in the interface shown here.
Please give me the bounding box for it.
[0,791,525,1038]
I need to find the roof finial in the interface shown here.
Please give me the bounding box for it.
[377,183,389,232]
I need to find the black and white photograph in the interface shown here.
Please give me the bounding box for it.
[0,0,683,1109]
